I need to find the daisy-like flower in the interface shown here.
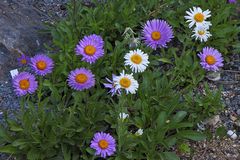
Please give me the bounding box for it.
[185,7,211,28]
[67,68,95,91]
[113,70,139,94]
[198,47,224,71]
[103,74,121,96]
[90,132,116,158]
[12,72,38,96]
[124,49,149,73]
[192,25,212,42]
[31,54,54,76]
[119,112,129,121]
[228,0,237,3]
[18,54,30,66]
[142,19,173,50]
[135,128,143,136]
[75,34,104,64]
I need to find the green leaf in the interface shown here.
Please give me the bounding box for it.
[156,111,167,128]
[172,111,187,123]
[86,147,95,155]
[161,152,180,160]
[0,145,17,154]
[10,125,23,132]
[27,148,41,160]
[62,144,71,160]
[12,139,28,147]
[178,130,206,141]
[164,137,177,147]
[0,126,12,142]
[216,126,227,138]
[178,143,191,154]
[158,58,172,64]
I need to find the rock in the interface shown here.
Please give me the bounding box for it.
[206,71,221,81]
[0,1,47,52]
[227,130,237,140]
[0,44,16,81]
[235,120,240,127]
[0,0,47,81]
[0,0,67,122]
[0,0,68,82]
[230,115,238,122]
[205,115,221,126]
[237,109,240,116]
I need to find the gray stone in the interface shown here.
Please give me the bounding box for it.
[0,0,68,82]
[0,0,49,81]
[237,109,240,116]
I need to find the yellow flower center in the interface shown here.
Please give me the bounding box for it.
[36,61,47,70]
[119,77,131,88]
[19,79,30,90]
[198,30,205,35]
[151,31,161,41]
[205,55,216,65]
[75,74,88,84]
[21,59,27,64]
[131,54,142,64]
[84,45,96,56]
[98,140,109,149]
[194,13,204,22]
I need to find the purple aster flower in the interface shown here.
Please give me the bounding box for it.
[67,68,95,91]
[142,19,174,50]
[12,72,38,96]
[198,47,224,71]
[90,132,116,158]
[75,34,104,64]
[31,54,54,76]
[103,74,121,96]
[18,54,30,66]
[228,0,237,3]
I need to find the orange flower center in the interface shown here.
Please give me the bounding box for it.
[19,79,30,90]
[119,77,131,88]
[205,55,216,65]
[98,140,109,149]
[151,31,161,41]
[131,54,142,64]
[75,74,88,84]
[36,61,47,70]
[21,59,27,64]
[194,13,204,22]
[198,30,205,35]
[84,45,96,56]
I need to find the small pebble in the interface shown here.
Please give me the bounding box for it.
[236,109,240,116]
[230,115,238,122]
[205,115,221,126]
[10,69,19,78]
[227,130,238,140]
[234,120,240,127]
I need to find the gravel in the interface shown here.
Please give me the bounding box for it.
[180,137,240,160]
[0,1,239,160]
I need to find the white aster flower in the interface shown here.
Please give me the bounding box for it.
[135,128,143,136]
[119,112,129,120]
[124,49,149,73]
[185,7,211,28]
[114,70,139,94]
[192,25,212,42]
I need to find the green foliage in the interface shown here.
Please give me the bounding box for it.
[178,143,191,154]
[0,0,238,159]
[216,126,227,138]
